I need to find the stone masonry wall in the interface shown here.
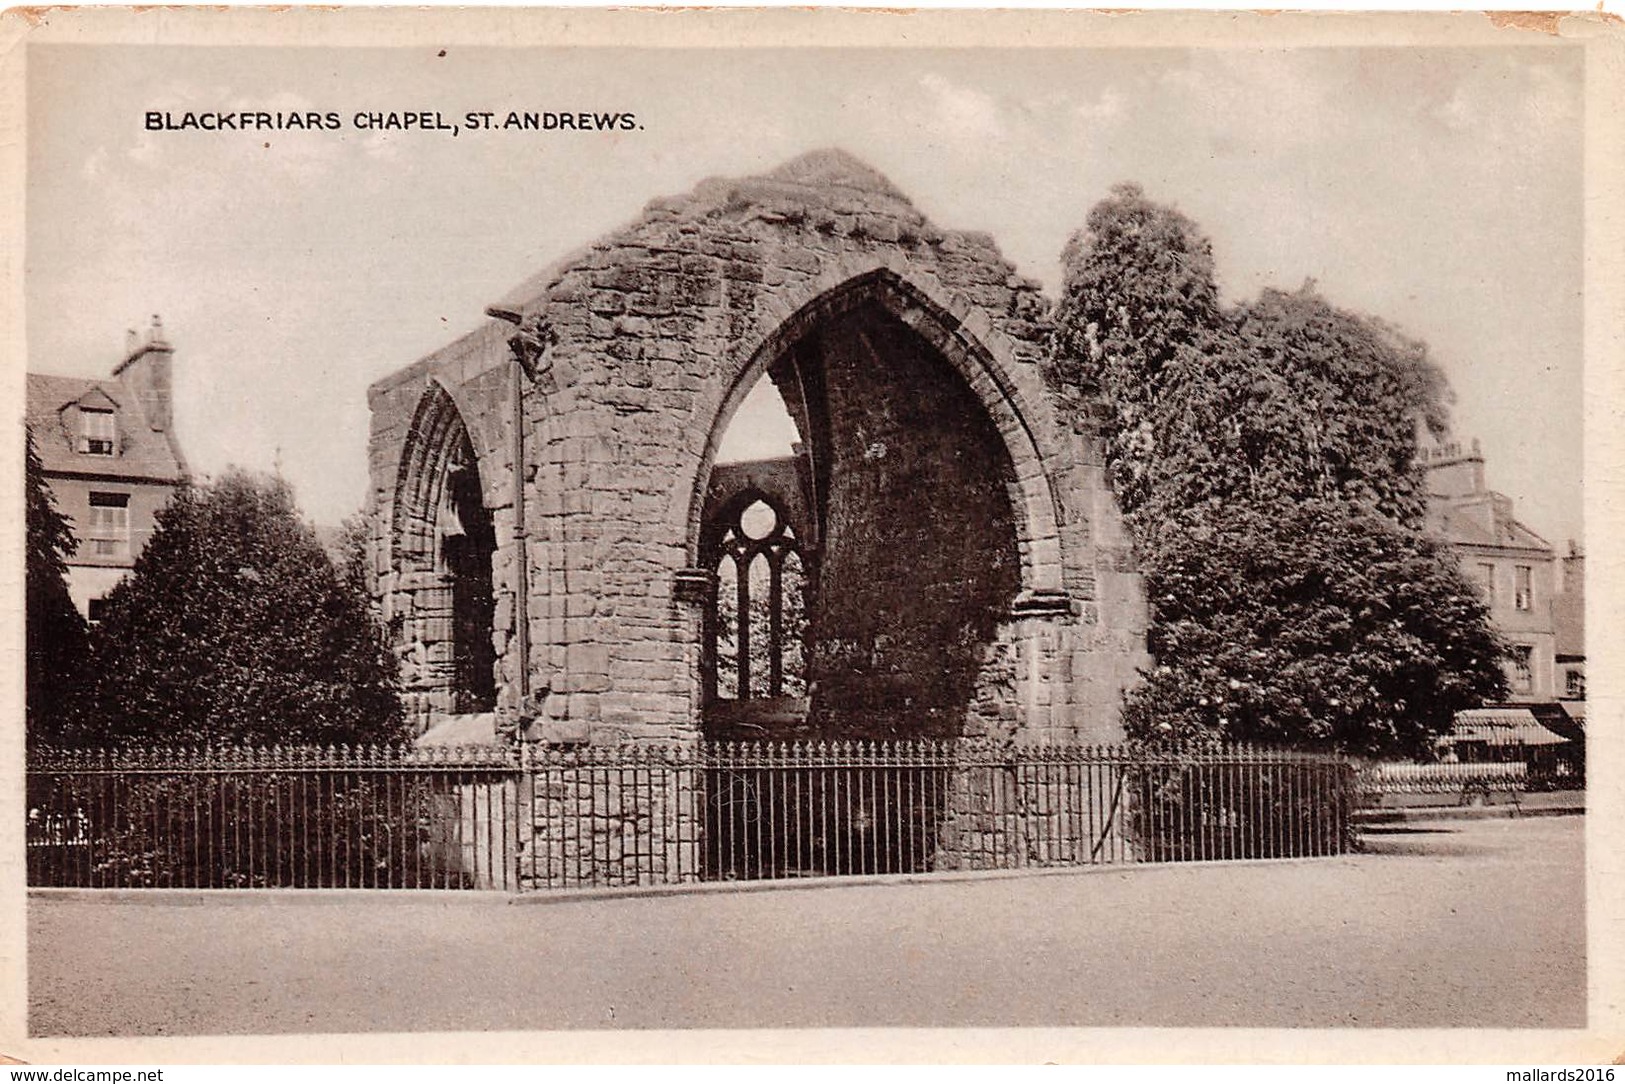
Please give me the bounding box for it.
[804,303,1022,740]
[368,149,1150,745]
[367,322,519,730]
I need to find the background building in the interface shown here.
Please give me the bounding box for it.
[1553,541,1586,724]
[1423,438,1565,702]
[25,316,189,619]
[1423,437,1585,771]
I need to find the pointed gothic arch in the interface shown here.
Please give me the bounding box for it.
[687,268,1067,598]
[391,381,498,719]
[688,270,1041,742]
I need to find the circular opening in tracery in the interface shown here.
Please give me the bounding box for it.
[739,499,777,541]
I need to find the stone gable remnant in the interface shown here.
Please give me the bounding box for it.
[368,148,1149,745]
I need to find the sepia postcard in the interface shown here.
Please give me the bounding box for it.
[1,5,1622,1069]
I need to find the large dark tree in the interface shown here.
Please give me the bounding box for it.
[25,428,88,745]
[1049,184,1226,517]
[333,512,374,607]
[1123,500,1507,757]
[64,469,403,748]
[1049,184,1506,758]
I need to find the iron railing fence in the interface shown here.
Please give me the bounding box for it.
[679,742,1352,886]
[1123,745,1355,863]
[1359,760,1528,795]
[1356,750,1590,809]
[27,740,1357,892]
[1354,760,1529,812]
[26,745,523,890]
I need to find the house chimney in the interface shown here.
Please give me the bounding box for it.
[1421,434,1486,500]
[113,314,174,432]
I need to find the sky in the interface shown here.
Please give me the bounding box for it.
[25,43,1585,545]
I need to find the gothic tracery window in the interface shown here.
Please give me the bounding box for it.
[711,498,808,701]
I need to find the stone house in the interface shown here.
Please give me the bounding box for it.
[1422,437,1574,704]
[25,317,189,619]
[1423,438,1558,701]
[1423,436,1586,776]
[366,149,1151,745]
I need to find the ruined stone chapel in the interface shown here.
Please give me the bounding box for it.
[366,149,1150,747]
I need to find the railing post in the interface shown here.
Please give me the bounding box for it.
[23,736,1362,892]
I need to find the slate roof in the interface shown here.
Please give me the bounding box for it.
[25,372,188,483]
[1427,497,1551,554]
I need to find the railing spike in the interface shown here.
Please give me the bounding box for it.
[23,733,1360,890]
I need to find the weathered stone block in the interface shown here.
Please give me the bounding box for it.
[370,148,1149,743]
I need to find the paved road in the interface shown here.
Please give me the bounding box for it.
[28,816,1584,1035]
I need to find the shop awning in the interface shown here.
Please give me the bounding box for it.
[1446,707,1570,747]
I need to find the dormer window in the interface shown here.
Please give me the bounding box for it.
[79,408,115,456]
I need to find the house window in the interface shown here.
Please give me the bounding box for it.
[1511,645,1533,694]
[79,408,115,456]
[87,492,130,558]
[1565,669,1585,700]
[1476,562,1496,606]
[86,597,110,624]
[1514,565,1533,611]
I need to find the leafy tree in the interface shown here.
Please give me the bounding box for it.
[716,552,808,699]
[334,512,374,607]
[1225,286,1448,528]
[1049,185,1507,758]
[1049,183,1225,516]
[64,469,403,748]
[25,427,87,744]
[1124,501,1507,758]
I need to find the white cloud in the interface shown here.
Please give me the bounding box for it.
[918,73,1003,141]
[362,131,400,160]
[1156,52,1334,152]
[1074,88,1125,124]
[126,134,159,167]
[26,45,1583,542]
